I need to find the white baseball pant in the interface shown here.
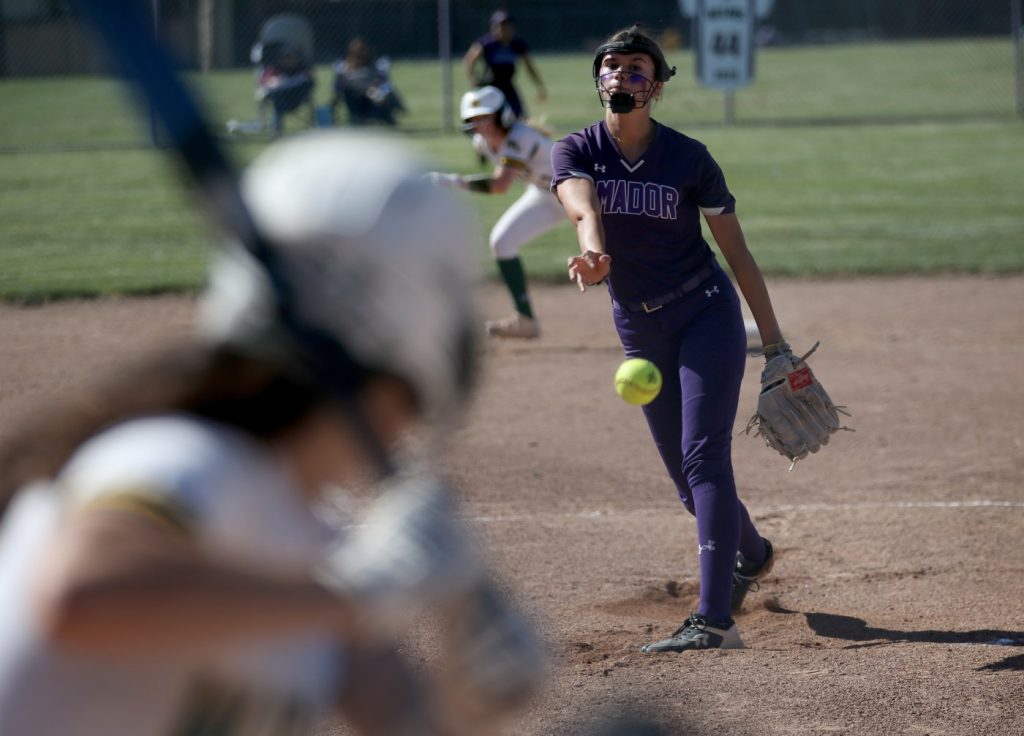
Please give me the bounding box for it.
[489,185,568,260]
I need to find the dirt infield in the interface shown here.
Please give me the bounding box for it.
[1,276,1022,735]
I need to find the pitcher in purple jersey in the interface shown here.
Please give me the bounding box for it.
[551,25,787,653]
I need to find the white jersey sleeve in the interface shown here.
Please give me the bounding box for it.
[60,416,334,568]
[496,122,556,190]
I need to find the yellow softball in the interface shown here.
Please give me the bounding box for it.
[614,358,662,406]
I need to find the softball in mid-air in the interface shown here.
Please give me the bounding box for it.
[614,358,662,406]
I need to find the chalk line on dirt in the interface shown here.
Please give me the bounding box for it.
[462,499,1024,525]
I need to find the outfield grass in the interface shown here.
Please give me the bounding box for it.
[1,39,1022,301]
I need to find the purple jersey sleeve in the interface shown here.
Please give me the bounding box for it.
[694,151,736,216]
[550,135,594,188]
[551,121,736,305]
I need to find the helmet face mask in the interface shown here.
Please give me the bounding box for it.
[595,69,658,113]
[591,27,676,113]
[461,112,499,136]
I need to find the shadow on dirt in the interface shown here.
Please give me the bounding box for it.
[804,611,1024,671]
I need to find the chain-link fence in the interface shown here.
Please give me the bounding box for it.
[0,0,1021,150]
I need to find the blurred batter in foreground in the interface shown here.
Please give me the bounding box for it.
[0,132,544,735]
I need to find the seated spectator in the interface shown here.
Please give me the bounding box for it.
[257,43,316,134]
[332,38,406,126]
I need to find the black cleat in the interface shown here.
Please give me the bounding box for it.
[640,614,744,653]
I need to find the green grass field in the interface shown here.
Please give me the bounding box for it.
[1,39,1022,302]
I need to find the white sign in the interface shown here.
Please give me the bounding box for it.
[685,0,762,91]
[679,0,774,16]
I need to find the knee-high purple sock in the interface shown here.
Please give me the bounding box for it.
[691,476,740,623]
[736,500,767,564]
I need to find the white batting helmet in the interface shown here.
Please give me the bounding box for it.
[201,130,480,422]
[460,86,516,129]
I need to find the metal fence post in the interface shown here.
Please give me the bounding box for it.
[1013,0,1024,118]
[439,0,454,132]
[150,0,163,147]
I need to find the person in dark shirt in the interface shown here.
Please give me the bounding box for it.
[332,37,406,126]
[551,25,784,654]
[463,9,546,119]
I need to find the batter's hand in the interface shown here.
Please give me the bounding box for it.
[318,477,485,633]
[424,171,464,189]
[567,251,611,292]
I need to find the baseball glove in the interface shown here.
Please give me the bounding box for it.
[320,475,548,718]
[744,342,850,468]
[318,476,485,632]
[440,579,548,718]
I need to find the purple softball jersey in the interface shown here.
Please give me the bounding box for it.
[550,120,735,306]
[475,32,529,117]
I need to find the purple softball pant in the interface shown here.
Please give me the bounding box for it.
[612,267,764,622]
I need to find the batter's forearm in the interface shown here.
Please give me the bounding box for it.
[42,555,358,655]
[38,512,360,656]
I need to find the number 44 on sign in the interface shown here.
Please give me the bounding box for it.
[679,0,774,92]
